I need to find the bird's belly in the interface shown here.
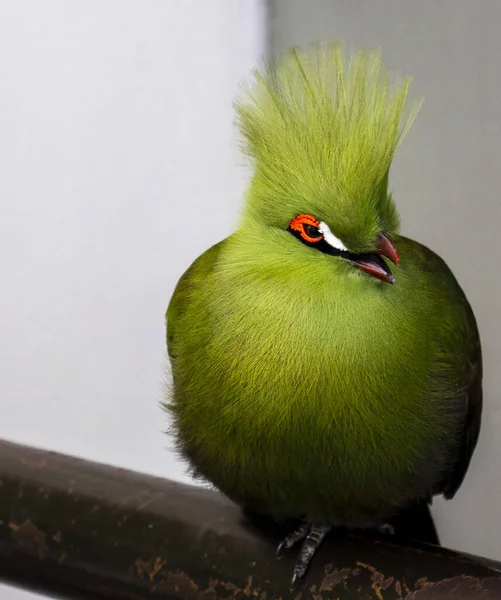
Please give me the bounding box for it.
[171,271,458,526]
[175,344,451,525]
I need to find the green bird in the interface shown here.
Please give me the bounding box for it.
[165,43,482,584]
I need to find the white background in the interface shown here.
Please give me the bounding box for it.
[0,1,265,597]
[1,1,500,598]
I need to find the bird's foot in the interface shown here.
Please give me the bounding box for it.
[276,522,309,558]
[377,523,395,536]
[276,522,331,588]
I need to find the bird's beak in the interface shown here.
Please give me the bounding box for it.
[376,233,399,266]
[345,233,399,285]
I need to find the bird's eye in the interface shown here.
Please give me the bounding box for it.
[303,224,321,240]
[289,213,348,253]
[289,214,324,243]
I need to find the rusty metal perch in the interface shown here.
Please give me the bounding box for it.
[0,439,500,599]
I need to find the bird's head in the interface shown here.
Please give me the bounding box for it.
[235,42,422,284]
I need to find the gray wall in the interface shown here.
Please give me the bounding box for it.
[269,0,501,561]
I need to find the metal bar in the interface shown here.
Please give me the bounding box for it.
[0,439,500,599]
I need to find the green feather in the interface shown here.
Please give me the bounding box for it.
[235,42,422,252]
[166,234,478,524]
[165,42,481,533]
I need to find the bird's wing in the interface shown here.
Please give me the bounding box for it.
[166,239,226,364]
[439,298,483,500]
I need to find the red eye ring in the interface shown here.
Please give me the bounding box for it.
[289,214,324,243]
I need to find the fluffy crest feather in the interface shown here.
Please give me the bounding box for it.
[235,42,422,251]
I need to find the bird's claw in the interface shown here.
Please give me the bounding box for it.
[290,562,308,590]
[290,570,300,590]
[276,521,309,558]
[277,522,331,587]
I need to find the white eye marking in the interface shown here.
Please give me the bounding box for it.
[318,221,348,252]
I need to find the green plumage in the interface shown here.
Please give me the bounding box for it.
[236,43,421,251]
[165,43,482,573]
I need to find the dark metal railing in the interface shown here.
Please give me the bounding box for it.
[0,439,500,599]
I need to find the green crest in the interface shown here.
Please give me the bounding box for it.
[235,42,422,252]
